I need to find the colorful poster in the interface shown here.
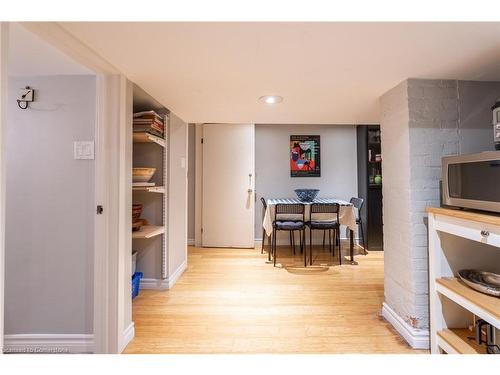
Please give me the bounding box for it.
[290,135,321,177]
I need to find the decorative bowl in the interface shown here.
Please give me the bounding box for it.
[132,203,143,222]
[294,189,320,202]
[133,168,156,183]
[132,220,143,232]
[458,269,500,297]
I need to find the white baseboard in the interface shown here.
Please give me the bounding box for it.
[382,302,430,349]
[3,333,94,354]
[187,238,195,246]
[119,322,135,353]
[140,260,187,291]
[140,278,169,290]
[168,260,187,288]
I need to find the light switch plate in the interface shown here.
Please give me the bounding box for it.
[180,157,186,169]
[74,141,95,160]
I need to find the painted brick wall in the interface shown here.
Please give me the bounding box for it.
[381,79,500,334]
[407,79,460,330]
[380,80,416,329]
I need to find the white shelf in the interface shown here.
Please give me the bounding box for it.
[436,277,500,329]
[133,132,166,147]
[132,186,165,194]
[437,328,487,354]
[132,225,165,239]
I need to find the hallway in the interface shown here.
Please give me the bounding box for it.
[125,246,423,353]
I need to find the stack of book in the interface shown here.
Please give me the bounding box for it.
[133,110,165,137]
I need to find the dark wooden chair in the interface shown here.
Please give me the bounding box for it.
[350,197,366,252]
[272,203,306,267]
[307,203,341,266]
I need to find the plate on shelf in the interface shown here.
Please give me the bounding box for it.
[458,269,500,297]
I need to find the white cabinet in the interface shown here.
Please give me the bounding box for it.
[428,207,500,354]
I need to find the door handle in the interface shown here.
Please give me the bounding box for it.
[247,189,253,193]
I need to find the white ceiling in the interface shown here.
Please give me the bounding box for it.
[8,23,93,76]
[59,22,500,124]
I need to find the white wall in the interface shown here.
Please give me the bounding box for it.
[5,75,96,334]
[255,124,358,242]
[168,113,188,279]
[457,80,500,154]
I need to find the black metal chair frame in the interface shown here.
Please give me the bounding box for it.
[350,197,367,253]
[272,203,306,267]
[262,198,300,262]
[307,203,341,266]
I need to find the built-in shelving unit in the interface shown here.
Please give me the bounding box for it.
[428,207,500,354]
[131,83,170,293]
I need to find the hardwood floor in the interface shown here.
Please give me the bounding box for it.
[124,244,425,354]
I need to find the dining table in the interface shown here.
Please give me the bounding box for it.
[262,197,358,264]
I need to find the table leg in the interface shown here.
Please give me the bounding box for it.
[266,233,273,264]
[350,229,354,261]
[342,228,358,265]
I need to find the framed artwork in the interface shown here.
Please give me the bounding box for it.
[290,135,321,177]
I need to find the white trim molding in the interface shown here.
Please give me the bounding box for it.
[3,334,94,354]
[194,124,203,247]
[119,322,135,353]
[0,22,9,353]
[168,260,187,289]
[382,302,430,349]
[141,260,187,291]
[140,278,169,290]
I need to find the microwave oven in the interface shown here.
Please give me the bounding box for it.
[442,151,500,213]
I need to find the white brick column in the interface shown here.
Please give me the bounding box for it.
[380,79,462,349]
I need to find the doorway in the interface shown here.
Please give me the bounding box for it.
[201,123,255,248]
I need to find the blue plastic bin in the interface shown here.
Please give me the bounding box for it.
[132,272,143,299]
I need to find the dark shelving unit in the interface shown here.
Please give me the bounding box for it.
[356,125,384,251]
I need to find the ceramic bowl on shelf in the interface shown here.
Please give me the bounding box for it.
[132,218,148,232]
[132,168,156,183]
[294,189,320,202]
[458,269,500,297]
[132,203,143,222]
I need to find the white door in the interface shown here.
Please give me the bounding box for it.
[202,123,255,248]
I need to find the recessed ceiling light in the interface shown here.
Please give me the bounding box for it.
[259,95,283,104]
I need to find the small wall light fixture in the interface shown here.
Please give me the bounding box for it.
[17,86,35,109]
